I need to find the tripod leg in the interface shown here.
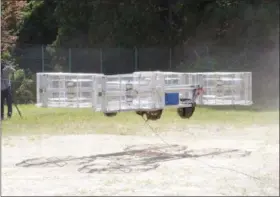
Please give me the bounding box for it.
[14,103,23,118]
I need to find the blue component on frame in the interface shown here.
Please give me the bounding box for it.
[165,93,179,105]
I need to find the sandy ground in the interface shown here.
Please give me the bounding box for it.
[2,123,279,196]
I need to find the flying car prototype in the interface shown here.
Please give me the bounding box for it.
[36,71,252,120]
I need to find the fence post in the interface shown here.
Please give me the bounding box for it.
[100,48,103,73]
[68,48,72,72]
[41,45,45,72]
[134,47,138,71]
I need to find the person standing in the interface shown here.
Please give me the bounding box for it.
[1,61,16,120]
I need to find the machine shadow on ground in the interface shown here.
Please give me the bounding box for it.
[16,144,251,174]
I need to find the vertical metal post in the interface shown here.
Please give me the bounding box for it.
[100,48,103,73]
[68,48,72,72]
[134,47,138,71]
[41,45,45,72]
[168,0,172,71]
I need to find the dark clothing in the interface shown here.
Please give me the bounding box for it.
[1,62,15,120]
[1,86,13,119]
[1,64,15,90]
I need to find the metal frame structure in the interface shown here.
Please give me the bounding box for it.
[36,71,252,120]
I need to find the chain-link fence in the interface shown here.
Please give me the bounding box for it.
[9,44,279,108]
[15,44,278,74]
[14,45,180,74]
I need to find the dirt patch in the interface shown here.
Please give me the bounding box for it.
[2,124,279,196]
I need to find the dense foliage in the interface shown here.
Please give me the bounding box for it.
[1,0,279,107]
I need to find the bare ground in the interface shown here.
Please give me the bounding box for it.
[2,123,279,196]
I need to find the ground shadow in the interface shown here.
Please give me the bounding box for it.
[16,144,251,174]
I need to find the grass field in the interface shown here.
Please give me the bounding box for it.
[2,104,279,136]
[2,104,279,195]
